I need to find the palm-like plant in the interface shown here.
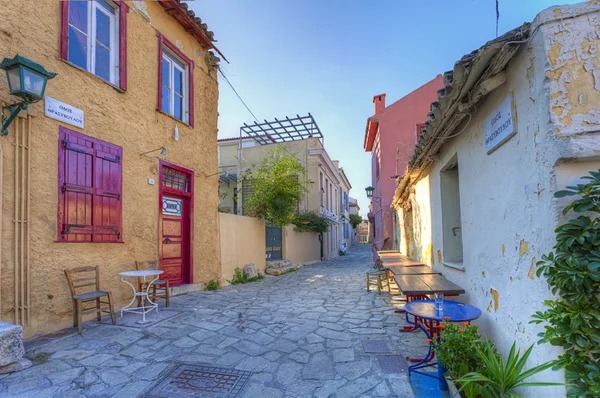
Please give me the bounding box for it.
[456,339,563,398]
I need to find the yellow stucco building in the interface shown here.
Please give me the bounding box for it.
[218,129,349,262]
[0,1,222,337]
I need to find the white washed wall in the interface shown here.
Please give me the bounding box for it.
[399,3,600,397]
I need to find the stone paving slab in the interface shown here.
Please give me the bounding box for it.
[1,244,423,397]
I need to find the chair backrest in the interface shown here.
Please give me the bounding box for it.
[135,260,158,271]
[64,266,100,297]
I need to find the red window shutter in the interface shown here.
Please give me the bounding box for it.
[93,143,122,242]
[115,0,129,91]
[58,127,123,242]
[156,33,164,111]
[58,128,95,241]
[59,1,69,60]
[189,60,194,128]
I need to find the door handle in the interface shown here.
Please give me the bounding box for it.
[163,237,171,244]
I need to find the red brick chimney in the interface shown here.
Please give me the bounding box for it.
[373,94,386,114]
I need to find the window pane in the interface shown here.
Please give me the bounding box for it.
[96,0,116,14]
[68,1,88,33]
[162,58,170,87]
[95,8,111,47]
[174,67,183,95]
[161,87,170,113]
[95,44,110,81]
[174,94,183,120]
[68,26,88,70]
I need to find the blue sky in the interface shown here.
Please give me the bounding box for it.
[190,0,581,216]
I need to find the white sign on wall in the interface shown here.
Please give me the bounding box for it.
[44,96,84,129]
[484,93,517,154]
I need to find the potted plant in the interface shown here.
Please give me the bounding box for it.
[433,322,485,398]
[456,338,564,397]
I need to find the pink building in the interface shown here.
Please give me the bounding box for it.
[364,75,444,251]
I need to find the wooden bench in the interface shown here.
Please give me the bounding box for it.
[387,265,442,276]
[393,274,465,296]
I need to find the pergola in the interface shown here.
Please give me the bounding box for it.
[240,113,323,145]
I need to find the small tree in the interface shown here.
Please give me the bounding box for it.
[349,213,363,229]
[242,146,307,227]
[531,169,600,397]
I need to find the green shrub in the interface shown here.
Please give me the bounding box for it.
[457,339,562,397]
[228,267,264,285]
[433,321,486,398]
[205,280,220,290]
[532,169,600,396]
[291,211,330,233]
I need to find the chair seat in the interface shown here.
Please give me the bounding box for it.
[73,290,109,301]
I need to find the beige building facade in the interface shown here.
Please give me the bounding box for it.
[218,135,348,261]
[0,1,222,337]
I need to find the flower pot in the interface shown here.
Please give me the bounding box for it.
[445,376,461,398]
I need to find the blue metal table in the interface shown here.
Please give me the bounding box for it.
[404,300,482,389]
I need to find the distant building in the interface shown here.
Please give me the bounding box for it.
[338,166,352,250]
[218,119,352,262]
[357,221,369,244]
[348,197,360,245]
[363,77,443,252]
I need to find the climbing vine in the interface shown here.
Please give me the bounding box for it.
[531,169,600,397]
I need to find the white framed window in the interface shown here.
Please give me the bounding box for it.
[67,0,120,85]
[161,51,189,123]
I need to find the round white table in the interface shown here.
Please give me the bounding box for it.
[119,270,164,323]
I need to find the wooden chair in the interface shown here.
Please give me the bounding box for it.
[135,260,170,307]
[64,266,116,334]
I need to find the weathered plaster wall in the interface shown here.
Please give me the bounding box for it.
[219,213,265,285]
[0,1,220,337]
[283,226,321,266]
[396,4,600,396]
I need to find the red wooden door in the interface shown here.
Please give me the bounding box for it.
[159,162,193,286]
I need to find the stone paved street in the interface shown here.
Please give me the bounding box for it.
[0,245,425,397]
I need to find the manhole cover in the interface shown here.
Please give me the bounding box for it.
[361,339,391,353]
[376,355,409,374]
[142,365,252,397]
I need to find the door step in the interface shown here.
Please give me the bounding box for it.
[266,259,292,269]
[265,264,301,276]
[169,283,204,296]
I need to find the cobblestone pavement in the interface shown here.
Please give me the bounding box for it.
[0,244,426,398]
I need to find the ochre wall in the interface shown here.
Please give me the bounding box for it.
[283,225,321,266]
[219,213,266,285]
[0,1,220,337]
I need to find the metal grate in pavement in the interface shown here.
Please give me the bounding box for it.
[376,355,409,374]
[361,339,391,353]
[142,365,252,397]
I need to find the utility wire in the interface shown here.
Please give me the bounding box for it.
[496,0,500,37]
[218,67,311,167]
[218,67,260,124]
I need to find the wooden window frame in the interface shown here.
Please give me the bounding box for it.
[60,0,129,90]
[156,33,195,127]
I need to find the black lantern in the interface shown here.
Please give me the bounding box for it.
[0,55,56,135]
[365,186,374,199]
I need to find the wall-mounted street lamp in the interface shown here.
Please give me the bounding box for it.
[140,147,167,156]
[365,186,374,199]
[0,55,57,136]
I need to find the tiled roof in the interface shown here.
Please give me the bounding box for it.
[393,22,530,204]
[157,0,227,62]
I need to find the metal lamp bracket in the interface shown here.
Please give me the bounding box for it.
[1,102,28,136]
